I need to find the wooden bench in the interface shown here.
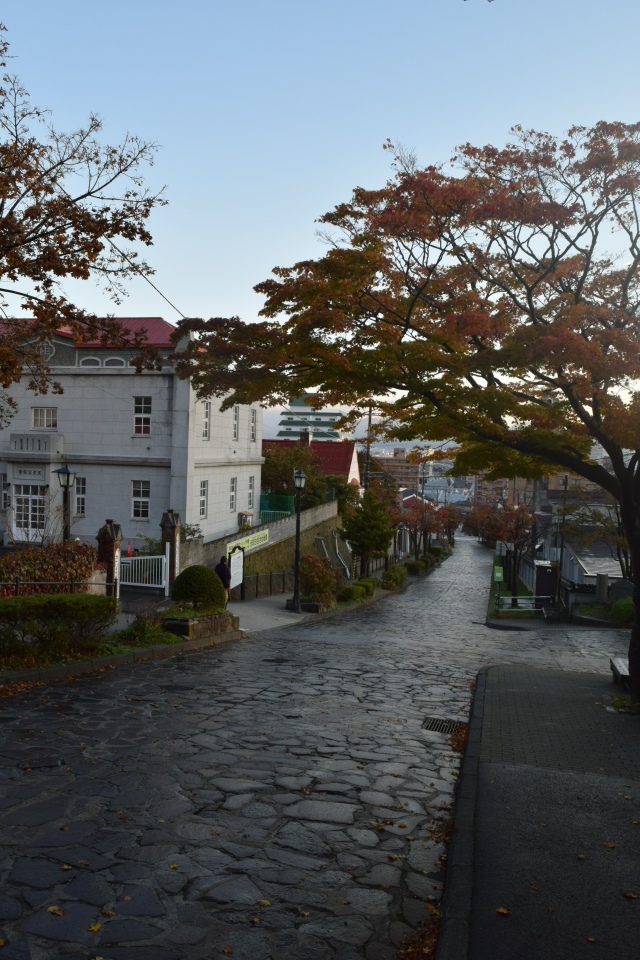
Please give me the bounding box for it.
[610,657,630,690]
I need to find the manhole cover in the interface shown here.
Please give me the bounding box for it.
[422,717,466,735]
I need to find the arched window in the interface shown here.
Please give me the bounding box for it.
[104,357,125,367]
[80,357,100,367]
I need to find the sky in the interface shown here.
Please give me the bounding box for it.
[3,0,640,330]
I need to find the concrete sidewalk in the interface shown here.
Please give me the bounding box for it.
[439,664,640,960]
[227,591,312,634]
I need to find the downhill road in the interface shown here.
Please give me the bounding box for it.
[0,537,628,960]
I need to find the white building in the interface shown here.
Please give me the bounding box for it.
[276,394,345,441]
[0,318,263,550]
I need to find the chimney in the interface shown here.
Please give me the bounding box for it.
[299,430,313,446]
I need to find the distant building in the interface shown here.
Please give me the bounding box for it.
[276,395,345,441]
[263,438,360,488]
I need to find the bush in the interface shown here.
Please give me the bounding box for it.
[299,556,337,611]
[171,565,227,610]
[355,578,377,597]
[381,564,408,590]
[337,584,367,603]
[428,545,444,560]
[0,542,97,599]
[0,594,118,659]
[405,560,426,575]
[612,596,635,625]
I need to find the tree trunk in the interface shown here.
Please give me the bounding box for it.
[619,491,640,699]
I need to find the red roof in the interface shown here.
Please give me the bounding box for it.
[57,317,176,349]
[263,439,358,481]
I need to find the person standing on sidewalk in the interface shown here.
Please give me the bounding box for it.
[215,555,232,604]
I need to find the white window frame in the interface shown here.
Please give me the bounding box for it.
[232,404,240,441]
[229,477,237,512]
[250,408,257,442]
[133,396,152,435]
[132,480,150,519]
[32,407,57,430]
[1,473,9,511]
[199,479,208,518]
[248,475,254,509]
[75,477,86,517]
[202,400,211,440]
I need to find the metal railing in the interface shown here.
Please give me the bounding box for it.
[0,579,111,599]
[259,510,292,524]
[230,571,294,602]
[494,593,552,614]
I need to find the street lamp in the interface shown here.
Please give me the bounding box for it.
[53,465,77,541]
[291,469,307,613]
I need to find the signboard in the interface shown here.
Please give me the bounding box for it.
[229,547,244,589]
[493,567,503,582]
[226,529,269,555]
[14,466,45,481]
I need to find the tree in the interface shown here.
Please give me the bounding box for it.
[261,443,327,508]
[341,490,395,576]
[174,122,640,696]
[0,27,164,424]
[404,499,439,558]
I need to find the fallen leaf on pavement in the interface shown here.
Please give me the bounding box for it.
[258,900,271,907]
[60,864,73,871]
[495,908,511,915]
[623,893,638,899]
[88,923,101,933]
[47,907,65,917]
[605,843,616,849]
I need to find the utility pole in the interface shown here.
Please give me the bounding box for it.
[363,404,372,491]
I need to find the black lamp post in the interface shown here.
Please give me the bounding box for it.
[291,469,307,613]
[53,465,77,541]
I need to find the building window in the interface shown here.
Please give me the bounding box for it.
[75,477,86,517]
[202,401,211,440]
[248,475,254,509]
[199,479,208,518]
[132,480,150,519]
[229,477,237,512]
[250,408,257,442]
[80,357,100,367]
[104,357,125,367]
[14,484,47,533]
[1,473,9,511]
[134,396,152,435]
[32,407,57,430]
[232,405,240,441]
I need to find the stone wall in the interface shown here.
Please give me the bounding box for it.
[180,501,353,591]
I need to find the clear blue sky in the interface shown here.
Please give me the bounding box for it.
[4,0,639,326]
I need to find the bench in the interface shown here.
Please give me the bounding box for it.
[610,657,630,690]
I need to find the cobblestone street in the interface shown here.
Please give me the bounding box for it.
[0,538,630,960]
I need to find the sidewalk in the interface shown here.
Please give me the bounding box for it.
[227,591,312,633]
[439,664,640,960]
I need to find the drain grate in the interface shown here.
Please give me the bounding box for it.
[422,716,466,735]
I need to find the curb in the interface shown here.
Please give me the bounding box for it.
[0,630,242,689]
[484,616,538,631]
[436,666,488,960]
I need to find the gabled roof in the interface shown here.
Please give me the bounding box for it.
[57,317,176,349]
[263,439,358,481]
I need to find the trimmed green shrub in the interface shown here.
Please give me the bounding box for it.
[337,584,367,603]
[428,545,444,560]
[299,556,337,611]
[381,564,408,590]
[355,578,377,597]
[0,542,98,599]
[0,595,118,658]
[612,596,635,625]
[171,565,227,610]
[405,560,426,575]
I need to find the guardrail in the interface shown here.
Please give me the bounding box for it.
[494,592,552,614]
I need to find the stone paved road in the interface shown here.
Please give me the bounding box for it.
[0,538,629,960]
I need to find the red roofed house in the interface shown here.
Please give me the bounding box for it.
[263,436,361,489]
[0,319,263,549]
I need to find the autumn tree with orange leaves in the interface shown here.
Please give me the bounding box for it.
[175,121,640,696]
[0,27,164,424]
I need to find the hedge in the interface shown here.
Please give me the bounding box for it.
[405,560,426,575]
[355,578,377,597]
[0,542,98,599]
[172,565,227,610]
[612,596,635,625]
[0,595,118,658]
[381,565,408,590]
[337,584,367,603]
